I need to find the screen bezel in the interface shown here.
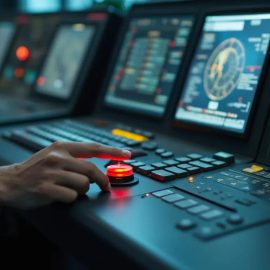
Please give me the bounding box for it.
[97,3,199,120]
[171,9,270,139]
[0,21,17,73]
[31,20,101,102]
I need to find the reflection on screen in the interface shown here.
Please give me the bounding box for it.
[105,16,194,116]
[175,14,270,134]
[0,23,15,69]
[36,24,94,99]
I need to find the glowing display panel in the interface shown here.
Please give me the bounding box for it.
[0,23,15,69]
[175,14,270,134]
[36,24,95,99]
[105,16,194,116]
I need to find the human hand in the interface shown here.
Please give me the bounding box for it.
[0,142,131,209]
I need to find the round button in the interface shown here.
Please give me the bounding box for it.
[227,214,244,225]
[106,164,138,186]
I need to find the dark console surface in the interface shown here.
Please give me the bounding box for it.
[0,1,270,270]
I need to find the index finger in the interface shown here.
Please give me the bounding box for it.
[53,142,131,160]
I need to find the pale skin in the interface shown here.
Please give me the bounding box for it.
[0,141,131,210]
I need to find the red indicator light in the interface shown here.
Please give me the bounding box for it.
[87,13,107,21]
[107,164,133,178]
[14,67,25,78]
[16,46,30,61]
[37,76,45,86]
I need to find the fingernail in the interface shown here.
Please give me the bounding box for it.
[122,149,131,157]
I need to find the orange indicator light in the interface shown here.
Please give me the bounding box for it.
[188,176,194,183]
[107,164,133,178]
[16,46,30,61]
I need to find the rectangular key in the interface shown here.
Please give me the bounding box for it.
[151,170,176,182]
[151,162,167,169]
[162,194,185,203]
[137,165,155,175]
[174,199,198,209]
[163,159,179,166]
[189,161,213,170]
[165,166,188,177]
[152,189,174,197]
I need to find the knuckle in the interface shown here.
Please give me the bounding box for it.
[36,184,50,196]
[44,152,63,166]
[67,192,78,203]
[90,142,103,152]
[51,141,65,151]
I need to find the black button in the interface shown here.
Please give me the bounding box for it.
[187,205,210,214]
[235,199,253,206]
[176,219,196,231]
[186,167,201,174]
[161,152,174,158]
[227,214,244,225]
[177,163,192,169]
[126,140,141,147]
[151,170,176,182]
[187,153,203,160]
[163,159,179,166]
[142,142,158,151]
[213,152,235,164]
[131,162,146,168]
[200,157,216,163]
[162,193,185,203]
[137,165,155,175]
[141,131,154,139]
[200,210,223,220]
[155,148,166,155]
[212,160,227,167]
[194,226,215,240]
[175,157,192,163]
[152,189,174,197]
[151,162,167,169]
[124,160,137,164]
[165,166,188,177]
[174,199,198,209]
[189,161,214,171]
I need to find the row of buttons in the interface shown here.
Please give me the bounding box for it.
[152,189,244,240]
[62,120,141,147]
[206,170,270,200]
[125,153,228,182]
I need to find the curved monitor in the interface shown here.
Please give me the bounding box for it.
[35,23,95,99]
[0,22,15,70]
[175,13,270,135]
[104,15,194,116]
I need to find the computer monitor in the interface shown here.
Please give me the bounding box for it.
[174,13,270,135]
[104,15,194,116]
[0,22,15,70]
[35,23,95,99]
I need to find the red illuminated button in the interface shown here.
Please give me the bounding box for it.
[16,46,30,61]
[107,164,134,184]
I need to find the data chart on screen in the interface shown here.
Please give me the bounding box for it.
[105,16,194,116]
[175,14,270,134]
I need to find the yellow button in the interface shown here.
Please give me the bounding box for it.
[243,164,264,173]
[112,129,148,142]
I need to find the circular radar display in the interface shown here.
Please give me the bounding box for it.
[204,38,245,101]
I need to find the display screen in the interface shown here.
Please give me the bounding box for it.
[35,24,95,99]
[105,16,194,116]
[0,22,15,69]
[175,14,270,134]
